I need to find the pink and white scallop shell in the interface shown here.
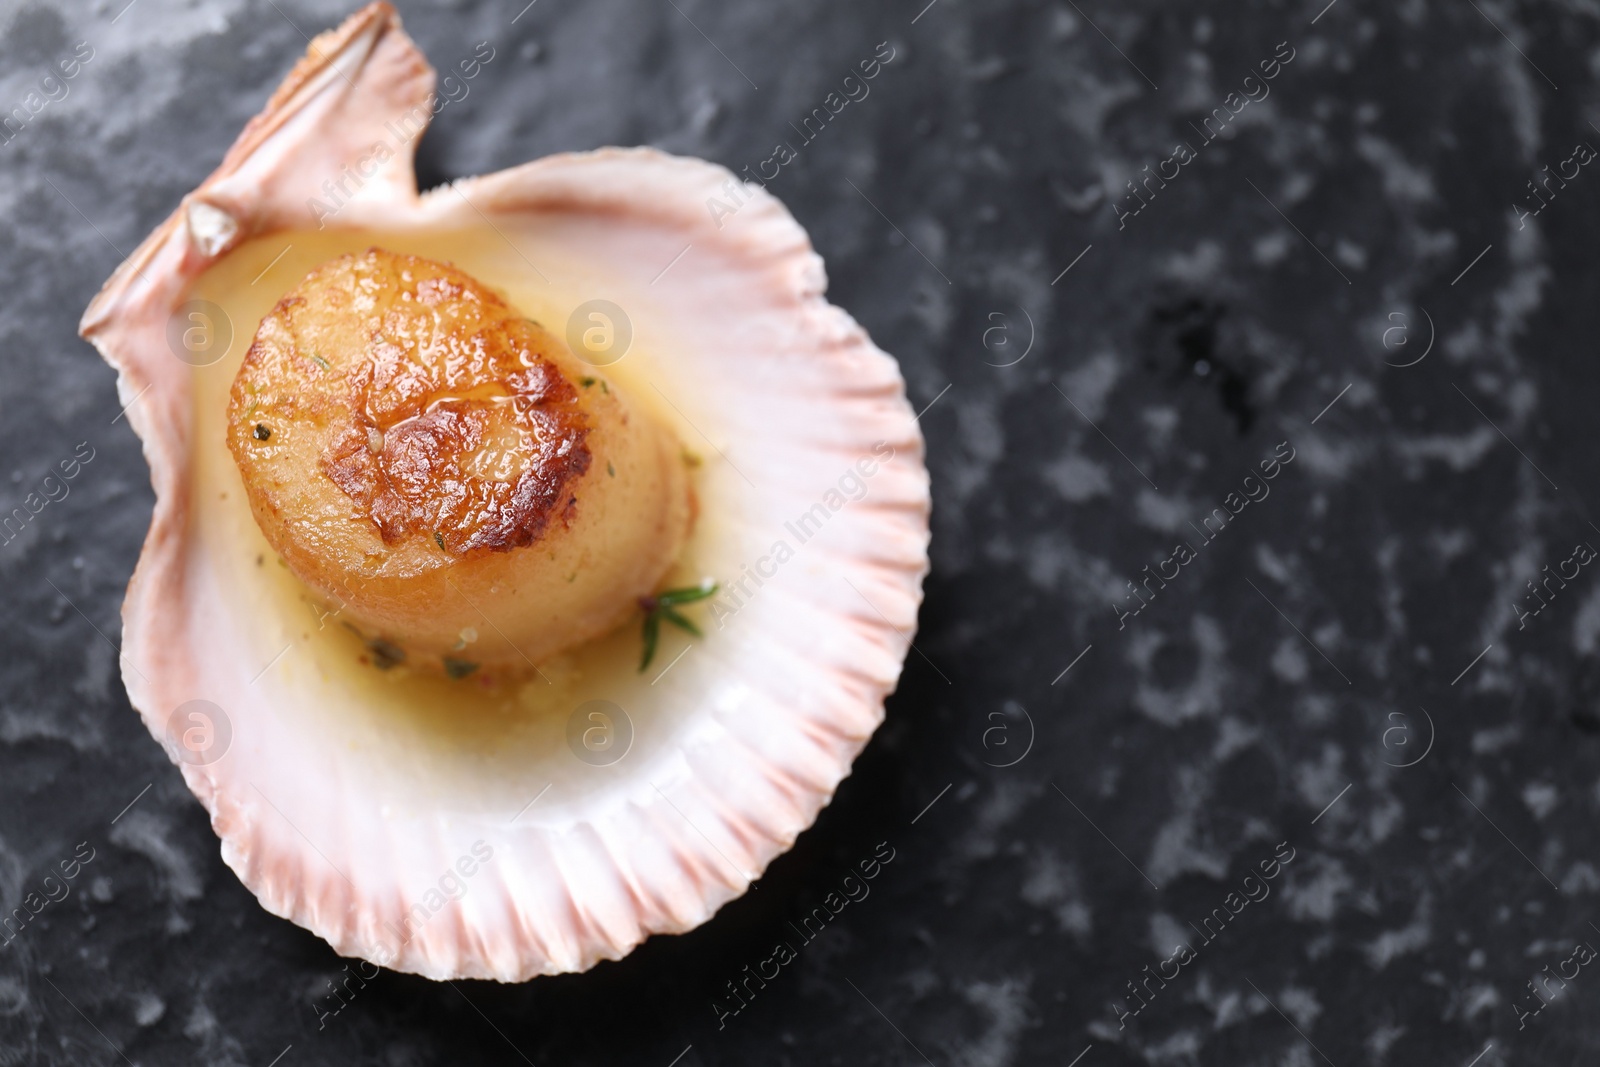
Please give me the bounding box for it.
[79,2,929,981]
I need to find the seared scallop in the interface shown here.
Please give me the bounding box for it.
[227,248,691,671]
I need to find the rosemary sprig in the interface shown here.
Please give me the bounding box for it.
[638,580,718,671]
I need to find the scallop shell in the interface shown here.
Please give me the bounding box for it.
[80,2,928,980]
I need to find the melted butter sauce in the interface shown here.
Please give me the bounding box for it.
[186,227,736,816]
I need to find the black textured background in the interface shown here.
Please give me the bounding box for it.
[5,0,1600,1064]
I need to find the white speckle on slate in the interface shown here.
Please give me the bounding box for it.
[1058,352,1122,420]
[1277,985,1322,1029]
[1272,636,1309,683]
[1163,240,1224,285]
[1365,892,1432,969]
[1146,765,1229,884]
[132,991,165,1027]
[1042,453,1110,502]
[1133,615,1229,727]
[1020,849,1092,940]
[1134,489,1195,534]
[1572,583,1600,654]
[1522,781,1559,820]
[1281,855,1353,922]
[1365,1022,1406,1064]
[952,977,1031,1067]
[110,810,203,903]
[1561,861,1600,894]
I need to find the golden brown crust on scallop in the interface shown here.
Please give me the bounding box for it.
[229,248,591,557]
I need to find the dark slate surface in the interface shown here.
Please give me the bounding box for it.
[5,0,1600,1063]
